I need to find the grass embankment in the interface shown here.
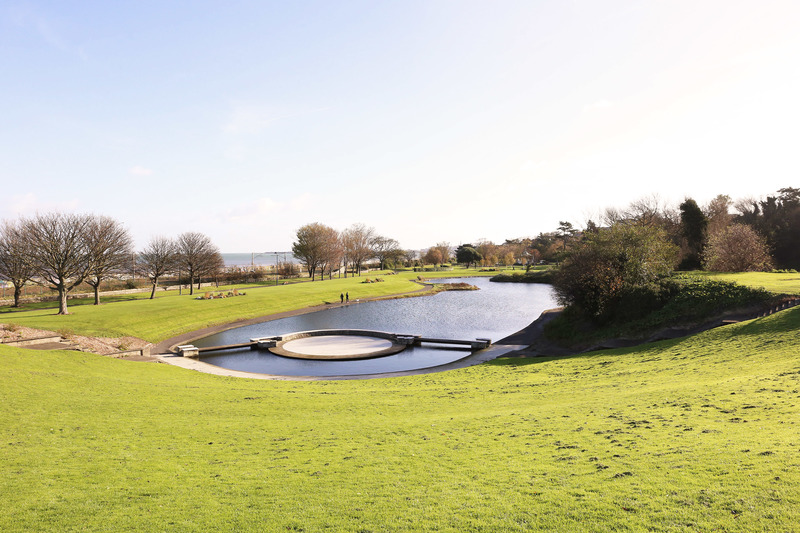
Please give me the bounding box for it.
[2,306,799,531]
[0,269,515,343]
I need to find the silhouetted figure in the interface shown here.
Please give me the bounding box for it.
[340,293,344,303]
[346,292,349,303]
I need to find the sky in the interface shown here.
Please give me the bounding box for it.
[2,1,799,252]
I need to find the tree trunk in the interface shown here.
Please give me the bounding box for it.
[93,284,100,305]
[189,275,195,295]
[13,284,21,308]
[58,286,69,315]
[150,281,157,300]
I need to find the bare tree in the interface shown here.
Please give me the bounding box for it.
[316,226,342,280]
[276,260,299,278]
[704,194,733,237]
[371,235,401,270]
[18,213,93,315]
[401,249,418,267]
[0,220,37,307]
[198,250,225,288]
[138,236,176,299]
[432,241,452,265]
[601,206,624,226]
[176,232,220,295]
[342,223,375,276]
[85,216,134,305]
[703,223,773,272]
[292,223,331,281]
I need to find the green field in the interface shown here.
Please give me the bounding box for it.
[1,305,798,531]
[1,270,799,531]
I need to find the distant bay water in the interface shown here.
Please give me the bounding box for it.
[221,253,296,267]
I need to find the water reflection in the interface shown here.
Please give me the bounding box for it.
[195,278,556,376]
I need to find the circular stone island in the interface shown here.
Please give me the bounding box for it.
[268,330,407,360]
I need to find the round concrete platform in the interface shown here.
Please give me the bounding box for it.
[268,330,407,360]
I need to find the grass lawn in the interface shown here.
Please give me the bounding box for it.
[688,271,800,295]
[1,304,799,531]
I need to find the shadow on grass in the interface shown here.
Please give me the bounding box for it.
[734,305,800,337]
[488,306,800,370]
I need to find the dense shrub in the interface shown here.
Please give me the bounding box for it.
[553,223,679,322]
[489,270,554,283]
[546,275,773,343]
[652,276,771,323]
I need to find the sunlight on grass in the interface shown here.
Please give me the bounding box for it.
[2,307,799,531]
[689,271,800,295]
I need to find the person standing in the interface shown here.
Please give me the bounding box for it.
[346,292,349,303]
[340,293,344,303]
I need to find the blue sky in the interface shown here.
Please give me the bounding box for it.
[2,1,799,251]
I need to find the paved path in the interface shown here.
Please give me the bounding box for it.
[153,342,527,381]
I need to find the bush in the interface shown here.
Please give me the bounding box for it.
[489,270,554,283]
[546,275,773,343]
[704,223,773,272]
[552,223,678,323]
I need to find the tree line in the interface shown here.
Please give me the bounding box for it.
[291,222,408,280]
[549,187,800,323]
[0,212,224,313]
[523,188,799,272]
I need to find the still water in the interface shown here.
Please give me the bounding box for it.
[194,278,557,376]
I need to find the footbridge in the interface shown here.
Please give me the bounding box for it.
[176,329,492,360]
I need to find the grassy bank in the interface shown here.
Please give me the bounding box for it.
[2,305,799,531]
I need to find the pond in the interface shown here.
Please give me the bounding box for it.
[193,277,557,376]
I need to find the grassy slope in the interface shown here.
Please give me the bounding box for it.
[2,306,799,531]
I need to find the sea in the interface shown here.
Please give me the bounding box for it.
[221,252,296,267]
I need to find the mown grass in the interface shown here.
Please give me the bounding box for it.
[2,306,799,531]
